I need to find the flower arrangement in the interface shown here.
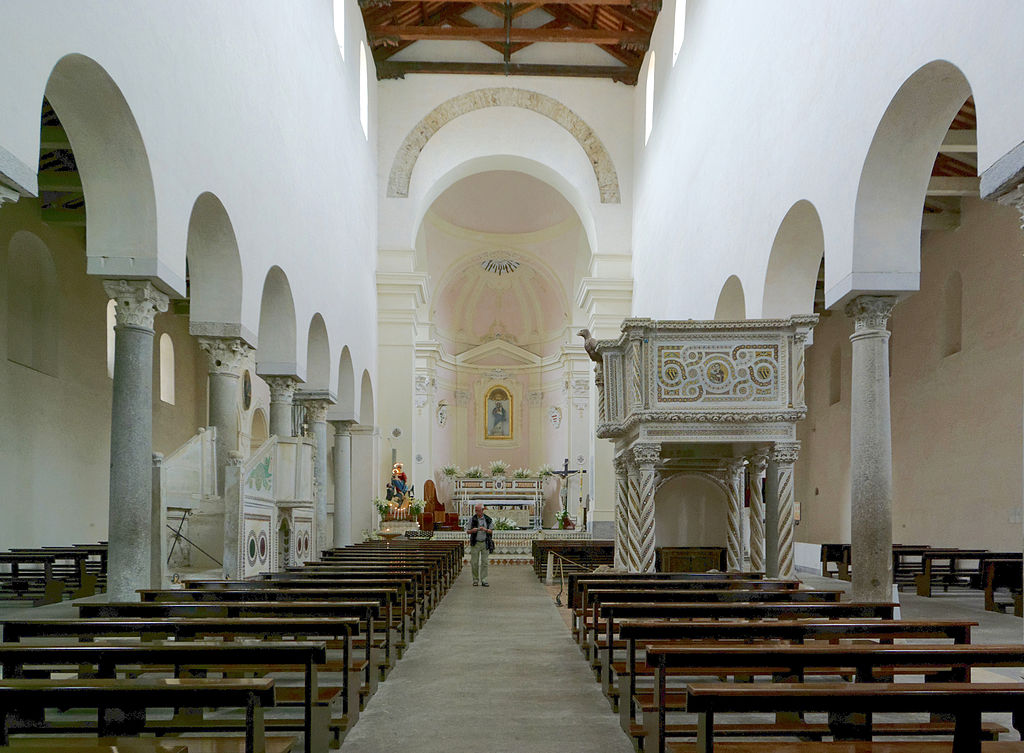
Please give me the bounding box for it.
[489,460,509,476]
[408,497,425,517]
[441,464,461,477]
[557,509,574,529]
[373,497,391,520]
[464,465,484,478]
[537,463,555,478]
[512,467,532,478]
[493,517,517,530]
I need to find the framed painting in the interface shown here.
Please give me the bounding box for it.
[484,386,512,440]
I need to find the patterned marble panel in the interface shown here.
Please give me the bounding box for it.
[654,342,779,405]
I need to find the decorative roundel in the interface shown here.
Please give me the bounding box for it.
[246,531,258,565]
[257,531,268,561]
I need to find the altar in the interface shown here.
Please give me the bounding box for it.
[455,476,543,529]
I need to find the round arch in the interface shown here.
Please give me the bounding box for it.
[305,314,331,392]
[256,266,300,378]
[337,346,356,418]
[714,275,746,320]
[852,60,973,294]
[762,200,825,318]
[412,155,599,265]
[387,87,620,204]
[43,54,157,270]
[186,192,244,335]
[359,370,375,426]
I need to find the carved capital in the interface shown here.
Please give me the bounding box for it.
[770,440,800,465]
[747,448,769,475]
[0,184,20,207]
[198,337,252,376]
[227,450,245,466]
[631,442,661,468]
[723,457,746,477]
[613,454,629,475]
[265,376,298,404]
[301,399,330,424]
[103,280,169,331]
[332,419,355,436]
[844,295,897,334]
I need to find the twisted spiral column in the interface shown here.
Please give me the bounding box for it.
[724,458,745,571]
[631,443,660,574]
[612,454,629,569]
[770,441,800,579]
[625,457,641,572]
[746,450,769,573]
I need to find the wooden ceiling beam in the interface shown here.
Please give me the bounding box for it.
[543,6,643,63]
[369,24,649,45]
[376,59,637,83]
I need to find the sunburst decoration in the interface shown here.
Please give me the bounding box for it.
[481,258,520,276]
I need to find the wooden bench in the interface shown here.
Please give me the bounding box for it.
[2,617,362,741]
[0,739,188,753]
[0,677,276,753]
[142,586,409,660]
[296,561,442,609]
[567,572,768,610]
[683,681,1024,753]
[982,558,1023,615]
[614,618,976,730]
[915,549,991,597]
[0,642,327,753]
[820,544,852,581]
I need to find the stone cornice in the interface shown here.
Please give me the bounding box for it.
[596,409,807,438]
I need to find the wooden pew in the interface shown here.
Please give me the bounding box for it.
[572,579,799,640]
[820,543,851,580]
[683,681,1024,753]
[2,617,362,740]
[915,549,991,596]
[75,602,384,693]
[587,593,850,672]
[0,740,187,753]
[616,618,977,736]
[0,553,59,604]
[982,557,1023,615]
[648,644,1024,753]
[142,586,409,660]
[0,642,324,753]
[273,567,434,622]
[0,677,275,753]
[567,572,767,610]
[297,559,443,605]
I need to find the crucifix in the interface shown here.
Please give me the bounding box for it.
[551,458,588,529]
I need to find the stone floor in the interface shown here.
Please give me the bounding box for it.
[338,564,635,753]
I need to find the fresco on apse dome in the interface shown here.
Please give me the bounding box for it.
[485,386,512,440]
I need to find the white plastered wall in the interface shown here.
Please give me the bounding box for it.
[632,0,1024,319]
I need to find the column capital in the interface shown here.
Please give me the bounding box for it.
[844,295,897,334]
[264,376,299,403]
[631,442,661,468]
[771,441,801,465]
[331,419,355,435]
[747,448,770,474]
[227,451,245,466]
[198,336,253,376]
[103,280,169,331]
[301,399,330,424]
[612,453,629,474]
[0,184,20,207]
[723,457,746,476]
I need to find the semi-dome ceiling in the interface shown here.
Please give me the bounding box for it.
[432,252,568,356]
[428,170,576,234]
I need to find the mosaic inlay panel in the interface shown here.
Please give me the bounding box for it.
[656,343,779,404]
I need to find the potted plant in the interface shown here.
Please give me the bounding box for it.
[441,464,461,478]
[489,460,509,476]
[408,497,425,517]
[513,467,532,479]
[493,517,517,530]
[557,509,575,529]
[464,465,484,478]
[373,497,391,521]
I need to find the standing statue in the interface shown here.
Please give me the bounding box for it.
[388,462,409,503]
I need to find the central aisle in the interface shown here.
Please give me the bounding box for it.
[339,564,635,753]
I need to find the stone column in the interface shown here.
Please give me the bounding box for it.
[612,453,629,569]
[724,458,746,571]
[222,451,244,579]
[265,376,298,438]
[102,279,169,600]
[746,449,769,573]
[625,456,641,572]
[846,295,898,602]
[765,441,800,579]
[197,337,252,492]
[631,443,661,573]
[332,420,354,548]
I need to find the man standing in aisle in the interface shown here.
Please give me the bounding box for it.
[467,503,493,587]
